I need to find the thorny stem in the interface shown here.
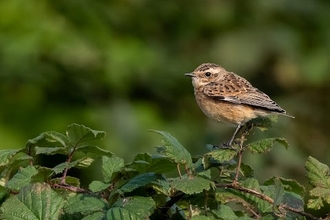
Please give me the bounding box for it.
[216,183,320,220]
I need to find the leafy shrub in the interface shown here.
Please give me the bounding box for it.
[0,123,328,219]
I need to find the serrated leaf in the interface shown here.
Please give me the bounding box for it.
[150,130,192,167]
[273,178,284,206]
[76,145,113,157]
[26,131,69,150]
[0,149,20,167]
[66,123,106,148]
[170,176,213,195]
[52,157,94,174]
[247,138,289,154]
[211,205,238,220]
[5,165,38,191]
[102,155,125,183]
[108,196,155,219]
[82,212,105,220]
[203,149,237,169]
[240,163,254,178]
[1,183,64,220]
[305,156,330,187]
[305,156,330,210]
[64,194,108,215]
[34,146,67,156]
[264,177,305,197]
[89,181,111,193]
[130,153,176,174]
[307,197,323,210]
[120,172,165,193]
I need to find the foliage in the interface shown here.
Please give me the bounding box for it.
[0,123,328,219]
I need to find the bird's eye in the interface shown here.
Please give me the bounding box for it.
[205,72,212,77]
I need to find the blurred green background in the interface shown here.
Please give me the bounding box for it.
[1,0,330,185]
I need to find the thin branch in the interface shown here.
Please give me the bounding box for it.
[51,183,90,193]
[177,163,182,179]
[217,183,320,220]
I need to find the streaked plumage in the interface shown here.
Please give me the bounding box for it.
[185,63,293,145]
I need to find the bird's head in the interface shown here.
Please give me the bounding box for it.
[185,63,226,88]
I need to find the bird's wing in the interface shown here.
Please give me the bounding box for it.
[202,72,286,113]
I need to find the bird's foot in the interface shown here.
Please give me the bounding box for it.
[217,142,236,150]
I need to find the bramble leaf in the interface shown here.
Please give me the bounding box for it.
[247,138,289,154]
[150,130,192,167]
[1,183,64,220]
[0,149,20,167]
[264,177,305,198]
[170,176,214,195]
[64,194,108,215]
[102,155,124,183]
[5,165,38,191]
[202,149,237,169]
[130,153,177,174]
[89,181,111,193]
[107,196,155,220]
[26,131,69,152]
[120,172,165,193]
[66,123,106,148]
[305,156,330,210]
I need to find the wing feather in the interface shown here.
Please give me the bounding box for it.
[202,72,286,113]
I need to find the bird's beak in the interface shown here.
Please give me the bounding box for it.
[185,73,195,77]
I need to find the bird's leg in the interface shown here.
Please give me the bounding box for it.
[228,124,242,146]
[219,124,242,149]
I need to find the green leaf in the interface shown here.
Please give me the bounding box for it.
[120,172,165,193]
[108,196,155,219]
[26,131,69,150]
[307,197,323,210]
[240,162,254,178]
[5,165,38,191]
[272,178,284,206]
[82,212,105,220]
[211,205,238,220]
[89,181,111,193]
[66,123,106,148]
[102,155,125,183]
[34,146,67,156]
[52,157,94,174]
[264,177,305,197]
[202,149,237,169]
[150,130,192,167]
[1,183,64,220]
[76,145,113,157]
[130,153,176,174]
[305,156,330,187]
[247,138,289,154]
[0,149,20,167]
[0,185,9,203]
[305,156,330,209]
[170,176,214,195]
[64,194,108,215]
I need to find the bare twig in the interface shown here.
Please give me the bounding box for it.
[51,183,89,193]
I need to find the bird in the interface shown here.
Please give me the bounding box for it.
[185,63,294,146]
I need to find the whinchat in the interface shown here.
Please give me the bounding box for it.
[185,63,294,146]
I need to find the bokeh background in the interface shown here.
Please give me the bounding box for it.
[1,0,330,189]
